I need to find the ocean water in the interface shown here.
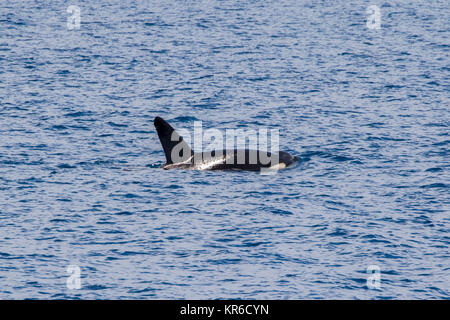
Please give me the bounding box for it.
[0,0,449,299]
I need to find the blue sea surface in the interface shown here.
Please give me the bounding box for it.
[0,0,449,299]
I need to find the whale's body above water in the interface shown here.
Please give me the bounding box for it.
[154,116,298,172]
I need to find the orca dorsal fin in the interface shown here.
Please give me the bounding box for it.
[154,117,193,164]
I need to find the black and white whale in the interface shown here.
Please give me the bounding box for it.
[154,116,298,172]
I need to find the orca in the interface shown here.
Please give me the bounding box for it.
[154,116,298,172]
